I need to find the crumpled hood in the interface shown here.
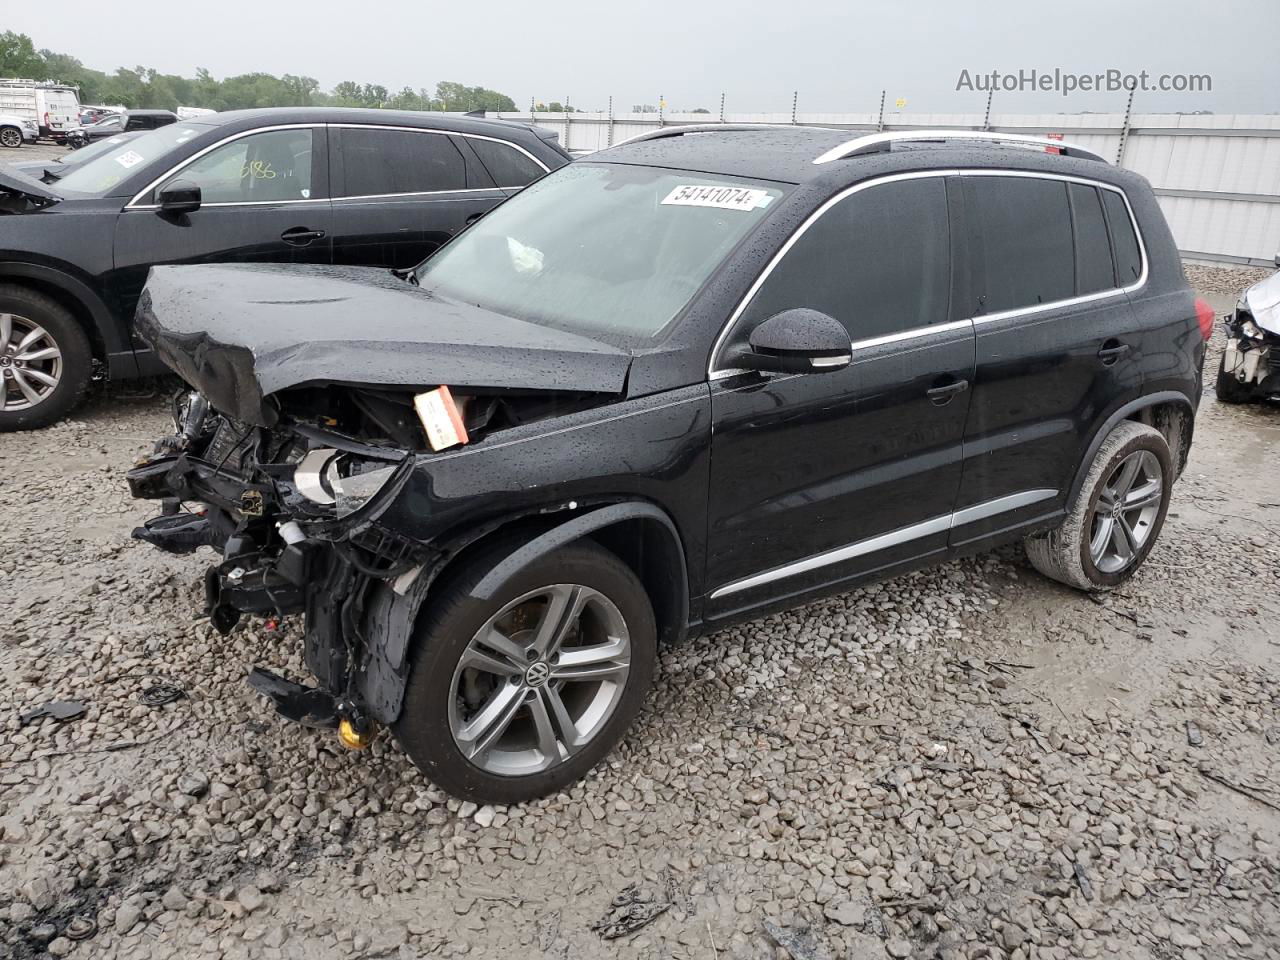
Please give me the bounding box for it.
[1245,269,1280,337]
[135,263,633,427]
[0,167,61,203]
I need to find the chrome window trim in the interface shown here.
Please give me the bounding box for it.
[125,122,323,209]
[332,187,506,203]
[125,121,549,209]
[708,488,1057,599]
[707,168,1149,380]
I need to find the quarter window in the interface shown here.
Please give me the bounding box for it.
[739,177,951,342]
[339,128,466,197]
[467,138,544,187]
[965,176,1074,315]
[1068,183,1115,295]
[1103,189,1142,284]
[159,129,313,204]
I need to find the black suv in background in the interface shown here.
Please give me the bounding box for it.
[127,126,1212,803]
[0,107,570,429]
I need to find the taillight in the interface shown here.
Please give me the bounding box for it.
[1194,297,1215,341]
[43,111,49,127]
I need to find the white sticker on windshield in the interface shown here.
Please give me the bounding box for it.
[115,150,145,169]
[661,184,771,211]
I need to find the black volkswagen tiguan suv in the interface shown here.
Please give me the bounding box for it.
[0,107,569,430]
[127,126,1213,803]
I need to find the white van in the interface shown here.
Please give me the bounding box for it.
[0,78,81,142]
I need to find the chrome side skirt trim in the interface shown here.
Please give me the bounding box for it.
[708,488,1057,600]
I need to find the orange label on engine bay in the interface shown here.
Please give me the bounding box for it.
[414,386,470,451]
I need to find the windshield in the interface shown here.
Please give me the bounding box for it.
[54,133,136,168]
[414,163,786,342]
[56,122,214,196]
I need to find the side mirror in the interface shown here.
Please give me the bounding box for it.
[1273,251,1279,269]
[156,180,201,215]
[733,309,852,374]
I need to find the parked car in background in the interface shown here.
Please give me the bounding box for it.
[79,105,122,125]
[0,107,570,429]
[0,112,39,148]
[0,78,81,142]
[124,126,1210,803]
[1217,254,1280,404]
[67,109,178,148]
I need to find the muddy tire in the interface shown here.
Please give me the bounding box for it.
[394,539,656,804]
[1025,421,1173,592]
[1214,351,1253,404]
[0,285,93,431]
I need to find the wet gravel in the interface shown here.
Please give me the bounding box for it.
[1,269,1278,960]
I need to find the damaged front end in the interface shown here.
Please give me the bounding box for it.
[128,388,425,742]
[125,262,633,744]
[1221,270,1280,401]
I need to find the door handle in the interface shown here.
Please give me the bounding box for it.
[281,227,326,246]
[926,378,969,405]
[1097,340,1131,365]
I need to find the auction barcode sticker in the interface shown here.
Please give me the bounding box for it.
[661,184,772,211]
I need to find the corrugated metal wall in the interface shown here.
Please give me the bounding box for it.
[492,110,1280,266]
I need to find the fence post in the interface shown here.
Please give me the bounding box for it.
[719,92,725,123]
[982,90,993,131]
[1116,86,1135,166]
[791,90,798,124]
[607,95,614,148]
[658,94,664,128]
[876,89,885,132]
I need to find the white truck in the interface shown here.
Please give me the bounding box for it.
[0,78,81,142]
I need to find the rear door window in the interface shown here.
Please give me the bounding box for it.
[1102,189,1143,285]
[1068,183,1115,295]
[338,128,467,197]
[964,176,1075,315]
[739,177,951,342]
[466,137,545,187]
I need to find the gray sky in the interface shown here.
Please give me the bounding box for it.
[8,0,1277,114]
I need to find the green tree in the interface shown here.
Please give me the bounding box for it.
[0,31,44,77]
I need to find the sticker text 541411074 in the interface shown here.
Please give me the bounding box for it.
[661,184,773,212]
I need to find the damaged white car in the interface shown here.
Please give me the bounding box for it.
[1217,255,1280,404]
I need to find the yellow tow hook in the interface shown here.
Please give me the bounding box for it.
[336,712,376,751]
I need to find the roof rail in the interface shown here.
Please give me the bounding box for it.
[612,123,790,148]
[812,129,1107,165]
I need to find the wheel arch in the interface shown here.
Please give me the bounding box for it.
[356,500,690,724]
[1068,390,1195,505]
[0,261,125,366]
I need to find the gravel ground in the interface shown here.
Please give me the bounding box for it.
[1,237,1277,958]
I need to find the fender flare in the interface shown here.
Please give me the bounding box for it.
[1067,390,1195,504]
[355,501,689,723]
[0,260,127,355]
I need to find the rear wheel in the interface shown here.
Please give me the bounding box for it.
[394,539,657,803]
[0,286,93,431]
[1025,421,1172,591]
[0,126,22,149]
[1215,350,1254,404]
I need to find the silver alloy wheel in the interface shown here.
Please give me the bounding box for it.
[0,128,21,148]
[448,583,631,777]
[1089,449,1163,574]
[0,313,63,411]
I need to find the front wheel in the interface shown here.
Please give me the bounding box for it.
[0,126,22,149]
[0,285,93,431]
[1025,420,1172,591]
[394,539,657,803]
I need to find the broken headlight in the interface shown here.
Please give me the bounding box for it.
[294,448,404,519]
